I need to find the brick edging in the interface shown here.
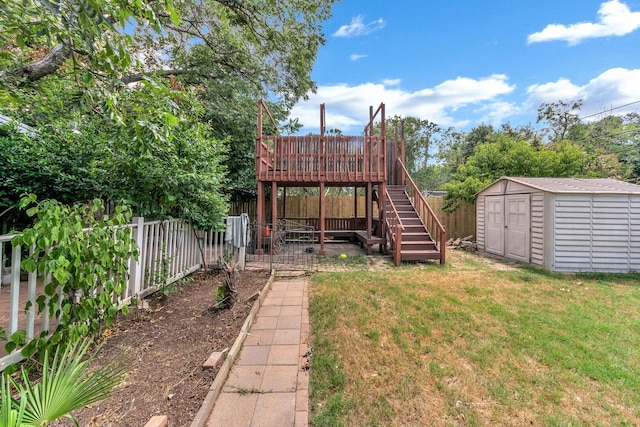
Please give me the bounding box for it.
[188,269,276,427]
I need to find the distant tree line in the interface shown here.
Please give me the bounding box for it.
[382,100,640,211]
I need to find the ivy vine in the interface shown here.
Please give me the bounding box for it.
[2,195,137,363]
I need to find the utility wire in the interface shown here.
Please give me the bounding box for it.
[571,127,640,145]
[579,100,640,121]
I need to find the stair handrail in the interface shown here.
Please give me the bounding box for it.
[396,159,446,264]
[382,186,405,266]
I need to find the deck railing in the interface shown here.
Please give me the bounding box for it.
[0,218,234,370]
[283,217,367,231]
[256,135,386,183]
[397,159,446,264]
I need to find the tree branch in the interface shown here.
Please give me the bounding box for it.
[10,44,71,81]
[120,69,194,85]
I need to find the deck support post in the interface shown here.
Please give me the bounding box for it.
[256,180,265,255]
[271,181,278,236]
[378,182,386,252]
[366,182,372,240]
[353,187,358,230]
[366,182,373,255]
[319,182,325,255]
[283,187,287,221]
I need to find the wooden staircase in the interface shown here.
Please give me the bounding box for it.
[385,186,442,262]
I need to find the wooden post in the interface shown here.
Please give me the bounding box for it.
[369,105,373,137]
[319,182,325,255]
[353,187,358,230]
[378,182,386,238]
[393,126,398,185]
[401,119,406,186]
[381,103,386,183]
[366,182,372,240]
[256,100,265,255]
[271,181,278,234]
[283,187,287,220]
[256,100,263,181]
[256,180,265,255]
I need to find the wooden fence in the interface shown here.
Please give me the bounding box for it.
[0,218,234,370]
[230,196,476,239]
[424,198,476,240]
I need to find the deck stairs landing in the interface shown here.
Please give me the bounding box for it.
[385,185,441,262]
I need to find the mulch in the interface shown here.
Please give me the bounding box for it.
[52,268,270,427]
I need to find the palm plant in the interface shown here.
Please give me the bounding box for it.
[0,339,128,426]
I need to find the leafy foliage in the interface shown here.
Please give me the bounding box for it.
[0,0,338,204]
[0,79,228,230]
[537,100,583,143]
[443,136,587,210]
[380,115,459,191]
[3,196,136,360]
[0,339,127,426]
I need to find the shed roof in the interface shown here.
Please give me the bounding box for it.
[491,177,640,195]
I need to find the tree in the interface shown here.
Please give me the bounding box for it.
[1,0,337,217]
[435,124,490,182]
[537,99,583,142]
[443,135,588,211]
[384,116,441,173]
[0,80,228,230]
[1,0,335,102]
[380,115,453,190]
[0,0,173,83]
[613,113,640,182]
[565,113,639,181]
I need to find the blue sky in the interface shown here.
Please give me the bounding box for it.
[289,0,640,135]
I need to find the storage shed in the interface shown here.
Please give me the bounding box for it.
[476,177,640,273]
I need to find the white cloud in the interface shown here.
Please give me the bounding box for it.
[526,78,582,101]
[288,68,640,134]
[526,68,640,119]
[289,75,515,133]
[382,78,402,86]
[475,101,523,127]
[349,53,367,61]
[527,0,640,45]
[333,16,386,38]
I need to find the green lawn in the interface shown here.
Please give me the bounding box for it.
[309,252,640,426]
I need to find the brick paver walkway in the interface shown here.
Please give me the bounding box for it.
[206,276,310,427]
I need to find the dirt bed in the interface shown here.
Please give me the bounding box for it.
[52,268,270,427]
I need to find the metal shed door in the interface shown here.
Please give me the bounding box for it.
[485,196,504,256]
[504,195,530,262]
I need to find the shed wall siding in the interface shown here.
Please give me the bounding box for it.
[631,198,640,266]
[554,195,640,272]
[477,196,485,252]
[530,192,544,267]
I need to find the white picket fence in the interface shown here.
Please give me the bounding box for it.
[0,217,236,369]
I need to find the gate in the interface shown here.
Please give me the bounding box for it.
[247,220,316,271]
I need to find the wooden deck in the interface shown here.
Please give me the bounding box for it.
[256,135,386,185]
[255,100,444,264]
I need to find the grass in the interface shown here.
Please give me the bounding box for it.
[308,251,640,426]
[317,253,369,267]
